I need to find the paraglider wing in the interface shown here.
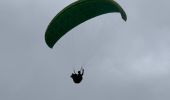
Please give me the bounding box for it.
[45,0,127,48]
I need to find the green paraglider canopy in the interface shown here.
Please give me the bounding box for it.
[45,0,127,48]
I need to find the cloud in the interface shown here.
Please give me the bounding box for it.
[0,0,170,100]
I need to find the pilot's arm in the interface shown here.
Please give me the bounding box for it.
[81,69,84,75]
[73,70,76,74]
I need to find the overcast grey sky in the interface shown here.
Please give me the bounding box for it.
[0,0,170,100]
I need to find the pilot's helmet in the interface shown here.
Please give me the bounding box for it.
[78,71,81,74]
